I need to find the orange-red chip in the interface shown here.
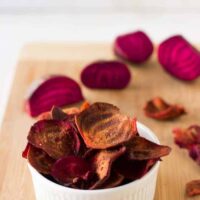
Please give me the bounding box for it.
[75,102,137,149]
[144,97,185,120]
[186,180,200,197]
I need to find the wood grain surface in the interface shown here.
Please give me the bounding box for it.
[0,43,200,200]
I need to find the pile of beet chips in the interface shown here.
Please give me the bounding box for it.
[23,102,171,190]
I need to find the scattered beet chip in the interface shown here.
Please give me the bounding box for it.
[189,144,200,165]
[114,156,157,180]
[144,97,186,120]
[22,143,30,158]
[28,145,55,174]
[51,106,68,120]
[81,61,131,89]
[126,136,171,160]
[114,31,153,64]
[90,146,126,189]
[173,125,200,149]
[25,75,84,117]
[75,102,137,149]
[186,180,200,197]
[28,120,80,159]
[51,156,91,185]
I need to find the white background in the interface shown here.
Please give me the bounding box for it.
[0,1,200,126]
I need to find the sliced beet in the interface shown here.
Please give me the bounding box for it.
[144,97,186,120]
[51,106,68,120]
[25,75,84,117]
[90,146,126,189]
[28,145,55,174]
[75,102,137,149]
[114,156,157,180]
[158,35,200,81]
[126,136,171,160]
[173,125,200,149]
[22,143,31,159]
[186,180,200,197]
[189,144,200,165]
[81,60,131,89]
[114,31,153,64]
[51,156,91,185]
[27,120,80,159]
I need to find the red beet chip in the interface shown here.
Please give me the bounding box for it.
[81,61,131,89]
[28,145,55,174]
[51,156,91,185]
[114,157,157,180]
[114,31,153,64]
[173,125,200,149]
[158,35,200,81]
[186,180,200,197]
[144,97,186,120]
[189,144,200,165]
[75,102,137,149]
[28,120,80,159]
[51,106,68,120]
[126,136,171,160]
[22,143,31,159]
[90,147,126,189]
[25,75,84,117]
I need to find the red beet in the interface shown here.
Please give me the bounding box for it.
[114,31,153,64]
[158,35,200,81]
[189,144,200,165]
[51,156,91,185]
[25,75,84,117]
[81,61,131,89]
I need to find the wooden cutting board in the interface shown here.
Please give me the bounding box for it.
[0,43,200,200]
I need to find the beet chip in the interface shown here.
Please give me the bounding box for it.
[75,102,137,149]
[144,97,185,120]
[81,61,131,89]
[173,125,200,149]
[186,180,200,197]
[25,75,84,117]
[90,146,126,189]
[114,157,157,180]
[51,106,68,120]
[189,144,200,165]
[126,136,171,160]
[28,120,80,159]
[51,156,91,185]
[28,145,55,174]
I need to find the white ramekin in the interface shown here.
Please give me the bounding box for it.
[28,122,160,200]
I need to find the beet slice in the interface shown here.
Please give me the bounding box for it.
[158,35,200,81]
[25,75,84,117]
[81,61,131,89]
[173,125,200,149]
[22,143,31,159]
[144,97,186,120]
[51,106,68,120]
[51,156,91,185]
[28,120,80,159]
[189,144,200,165]
[90,146,126,189]
[126,136,171,160]
[28,145,55,174]
[75,102,137,149]
[186,180,200,197]
[114,157,157,180]
[114,31,153,64]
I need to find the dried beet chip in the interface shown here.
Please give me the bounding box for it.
[186,180,200,197]
[144,97,185,120]
[28,120,80,159]
[22,143,30,158]
[25,75,84,117]
[51,156,91,185]
[28,145,55,174]
[189,144,200,165]
[81,60,131,89]
[126,136,171,160]
[51,106,68,120]
[75,102,137,149]
[173,125,200,149]
[114,156,157,180]
[90,146,126,189]
[97,171,124,189]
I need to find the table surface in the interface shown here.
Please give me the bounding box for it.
[1,13,200,127]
